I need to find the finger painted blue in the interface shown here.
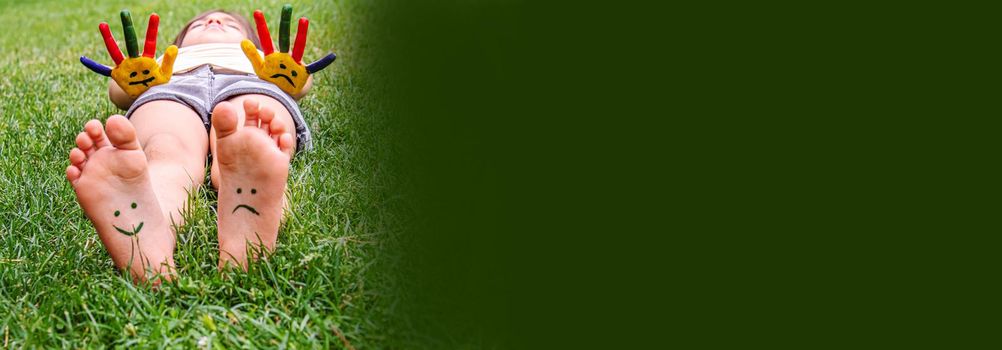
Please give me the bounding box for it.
[80,56,112,76]
[305,53,336,74]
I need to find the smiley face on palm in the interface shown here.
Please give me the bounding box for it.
[80,10,177,99]
[241,5,336,96]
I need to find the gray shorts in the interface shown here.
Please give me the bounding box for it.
[124,65,312,152]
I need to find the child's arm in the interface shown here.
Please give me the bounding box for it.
[108,79,136,110]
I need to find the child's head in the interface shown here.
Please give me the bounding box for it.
[172,10,261,49]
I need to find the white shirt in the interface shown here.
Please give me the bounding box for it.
[159,43,262,75]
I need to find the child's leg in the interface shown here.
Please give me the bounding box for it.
[66,101,207,283]
[66,116,177,283]
[129,101,209,225]
[208,95,296,269]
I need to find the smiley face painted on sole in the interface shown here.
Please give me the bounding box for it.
[112,202,144,236]
[232,188,261,216]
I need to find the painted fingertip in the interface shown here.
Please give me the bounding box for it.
[80,56,112,76]
[99,22,125,65]
[305,53,336,74]
[253,9,275,55]
[143,13,159,58]
[279,4,293,52]
[291,18,309,63]
[120,9,139,58]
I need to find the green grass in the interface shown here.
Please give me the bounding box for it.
[0,0,406,347]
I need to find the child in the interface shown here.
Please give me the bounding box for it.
[66,10,312,282]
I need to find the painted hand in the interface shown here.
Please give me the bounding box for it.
[80,10,177,99]
[242,4,337,96]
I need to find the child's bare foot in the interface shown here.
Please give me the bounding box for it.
[213,100,294,269]
[65,116,175,283]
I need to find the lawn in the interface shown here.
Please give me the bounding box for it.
[0,0,404,347]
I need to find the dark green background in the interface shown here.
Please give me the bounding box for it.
[373,0,994,348]
[372,0,676,347]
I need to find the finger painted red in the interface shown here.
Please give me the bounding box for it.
[99,22,125,65]
[253,10,275,55]
[291,18,309,63]
[143,13,159,58]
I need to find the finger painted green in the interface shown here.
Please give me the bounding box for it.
[121,10,139,58]
[279,4,293,52]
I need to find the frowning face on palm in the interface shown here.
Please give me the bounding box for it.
[258,53,307,93]
[240,5,337,96]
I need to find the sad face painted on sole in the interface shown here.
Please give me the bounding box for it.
[112,202,144,236]
[232,188,260,216]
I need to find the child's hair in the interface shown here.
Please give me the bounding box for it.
[171,9,262,49]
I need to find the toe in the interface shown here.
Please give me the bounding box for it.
[259,105,276,133]
[105,115,142,151]
[76,132,95,155]
[243,99,261,127]
[84,119,111,148]
[278,133,295,155]
[268,116,295,155]
[69,148,87,166]
[66,165,81,183]
[212,101,240,138]
[268,115,289,144]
